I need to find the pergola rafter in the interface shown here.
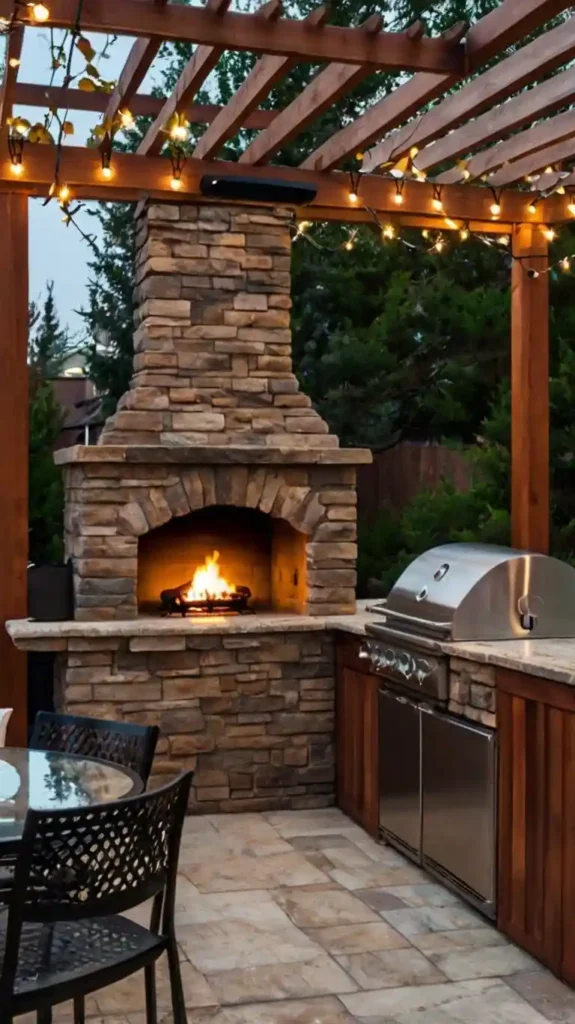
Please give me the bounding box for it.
[362,14,575,174]
[102,0,169,132]
[490,135,575,187]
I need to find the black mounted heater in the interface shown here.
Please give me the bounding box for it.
[200,175,317,206]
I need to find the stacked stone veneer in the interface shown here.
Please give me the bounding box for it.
[49,630,335,812]
[448,656,496,728]
[100,201,338,448]
[62,451,359,619]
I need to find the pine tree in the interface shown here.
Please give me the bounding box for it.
[27,286,69,564]
[29,280,73,377]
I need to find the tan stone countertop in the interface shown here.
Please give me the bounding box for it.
[6,601,374,649]
[442,638,575,687]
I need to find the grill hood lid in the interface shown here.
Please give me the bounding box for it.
[375,542,575,642]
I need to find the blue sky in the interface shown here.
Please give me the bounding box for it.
[20,28,161,338]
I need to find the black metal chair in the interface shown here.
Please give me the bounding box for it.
[0,771,193,1023]
[30,711,159,786]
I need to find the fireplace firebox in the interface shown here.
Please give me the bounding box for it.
[138,506,306,616]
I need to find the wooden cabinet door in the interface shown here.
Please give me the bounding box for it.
[336,643,379,838]
[497,668,575,981]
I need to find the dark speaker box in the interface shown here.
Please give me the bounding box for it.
[28,562,74,622]
[200,175,317,205]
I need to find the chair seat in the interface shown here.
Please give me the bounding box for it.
[3,914,165,1007]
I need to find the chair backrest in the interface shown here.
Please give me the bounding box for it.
[30,711,159,785]
[0,771,193,1003]
[0,709,12,747]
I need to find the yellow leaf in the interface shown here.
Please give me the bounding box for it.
[63,121,74,135]
[28,127,41,143]
[86,63,100,78]
[93,124,106,139]
[78,77,96,92]
[76,36,95,61]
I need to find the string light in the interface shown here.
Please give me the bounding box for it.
[542,226,556,242]
[8,131,24,175]
[568,201,575,216]
[382,224,396,240]
[170,174,183,191]
[435,237,445,253]
[459,226,470,241]
[431,185,444,213]
[562,257,571,272]
[461,168,471,181]
[58,183,71,202]
[348,168,361,204]
[444,218,458,230]
[28,2,50,22]
[297,220,311,234]
[527,201,538,215]
[100,132,113,180]
[422,229,429,239]
[394,179,405,205]
[527,269,540,279]
[344,238,354,251]
[8,58,20,68]
[489,188,502,217]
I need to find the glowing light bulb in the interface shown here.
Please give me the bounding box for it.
[170,124,190,143]
[297,220,311,233]
[557,185,566,195]
[170,175,183,191]
[409,146,419,158]
[58,184,71,202]
[422,229,429,239]
[29,2,50,22]
[459,228,469,241]
[119,109,135,130]
[432,198,444,212]
[461,168,471,181]
[544,166,554,175]
[394,192,404,205]
[101,165,113,180]
[562,257,571,271]
[344,239,354,251]
[382,225,395,240]
[348,191,358,203]
[435,239,444,252]
[10,161,23,176]
[490,202,501,216]
[568,202,575,216]
[528,203,537,215]
[543,227,556,242]
[8,58,20,68]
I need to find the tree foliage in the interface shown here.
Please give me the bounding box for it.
[28,286,70,564]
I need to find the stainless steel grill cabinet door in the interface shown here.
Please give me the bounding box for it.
[379,689,421,859]
[421,707,496,914]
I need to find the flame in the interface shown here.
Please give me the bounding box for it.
[184,551,234,601]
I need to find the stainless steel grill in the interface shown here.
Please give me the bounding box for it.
[362,542,575,921]
[368,542,575,643]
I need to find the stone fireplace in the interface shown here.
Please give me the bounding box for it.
[44,200,371,810]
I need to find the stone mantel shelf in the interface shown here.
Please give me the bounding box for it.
[54,445,373,466]
[7,603,374,648]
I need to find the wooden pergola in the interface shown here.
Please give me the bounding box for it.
[0,0,573,740]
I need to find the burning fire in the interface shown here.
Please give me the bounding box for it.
[184,551,235,602]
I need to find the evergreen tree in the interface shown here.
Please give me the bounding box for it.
[29,280,73,376]
[27,285,70,564]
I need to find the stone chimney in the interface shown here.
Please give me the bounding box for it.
[100,202,338,449]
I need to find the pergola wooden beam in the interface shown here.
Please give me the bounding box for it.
[103,0,168,130]
[13,83,279,130]
[301,0,562,173]
[490,135,575,187]
[434,67,575,184]
[444,110,575,186]
[240,12,383,167]
[2,137,555,224]
[363,14,575,174]
[0,23,24,126]
[192,1,325,162]
[138,0,232,157]
[3,0,468,74]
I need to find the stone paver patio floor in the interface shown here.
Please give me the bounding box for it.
[20,807,575,1023]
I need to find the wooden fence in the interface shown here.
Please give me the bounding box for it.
[357,442,471,521]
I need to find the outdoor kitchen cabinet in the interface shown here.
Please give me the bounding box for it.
[497,667,575,985]
[335,640,379,837]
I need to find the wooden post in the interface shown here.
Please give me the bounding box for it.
[0,194,28,745]
[511,223,550,554]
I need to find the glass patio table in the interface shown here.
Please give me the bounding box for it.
[0,748,143,849]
